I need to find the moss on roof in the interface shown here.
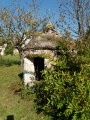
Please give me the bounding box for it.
[23,33,61,50]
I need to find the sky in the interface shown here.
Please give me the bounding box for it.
[1,0,89,39]
[0,0,59,22]
[0,0,78,38]
[0,0,79,38]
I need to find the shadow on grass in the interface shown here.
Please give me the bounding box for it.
[18,72,23,81]
[6,115,14,120]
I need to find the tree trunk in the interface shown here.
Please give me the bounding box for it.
[19,51,24,66]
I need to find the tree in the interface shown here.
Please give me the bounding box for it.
[76,26,90,57]
[0,1,50,65]
[58,0,90,38]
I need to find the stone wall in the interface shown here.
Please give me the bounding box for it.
[24,49,55,58]
[23,50,55,87]
[23,58,35,87]
[13,49,19,55]
[0,44,7,56]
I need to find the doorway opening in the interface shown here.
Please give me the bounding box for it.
[34,57,44,80]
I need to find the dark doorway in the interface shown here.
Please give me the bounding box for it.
[34,57,44,80]
[7,115,14,120]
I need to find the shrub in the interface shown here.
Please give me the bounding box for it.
[35,53,90,120]
[20,87,35,101]
[5,44,13,55]
[0,55,20,66]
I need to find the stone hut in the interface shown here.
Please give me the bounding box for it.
[23,22,61,87]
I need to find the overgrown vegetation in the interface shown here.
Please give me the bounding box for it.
[34,38,90,120]
[5,44,14,55]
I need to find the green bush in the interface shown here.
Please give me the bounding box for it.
[5,44,13,55]
[20,87,35,101]
[0,55,20,66]
[35,53,90,120]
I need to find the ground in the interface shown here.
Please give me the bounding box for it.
[0,55,50,120]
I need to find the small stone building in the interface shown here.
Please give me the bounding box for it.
[0,44,7,56]
[23,22,61,87]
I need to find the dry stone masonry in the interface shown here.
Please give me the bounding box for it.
[23,22,61,87]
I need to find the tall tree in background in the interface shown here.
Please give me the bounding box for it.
[58,0,90,38]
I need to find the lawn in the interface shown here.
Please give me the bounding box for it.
[0,55,50,120]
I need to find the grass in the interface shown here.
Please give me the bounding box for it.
[0,55,20,66]
[0,55,50,120]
